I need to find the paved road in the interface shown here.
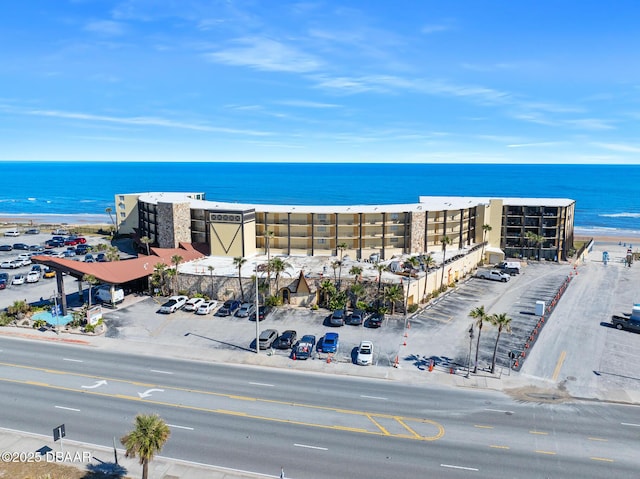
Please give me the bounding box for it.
[0,338,639,478]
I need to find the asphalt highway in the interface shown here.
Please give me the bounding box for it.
[0,337,639,478]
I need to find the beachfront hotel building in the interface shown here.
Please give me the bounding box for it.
[115,193,575,262]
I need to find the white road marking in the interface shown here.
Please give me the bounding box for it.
[441,464,479,471]
[63,358,83,363]
[55,406,80,412]
[294,443,328,451]
[138,388,165,398]
[249,382,274,387]
[621,422,640,427]
[150,369,174,375]
[167,424,194,430]
[81,380,107,389]
[360,395,388,400]
[484,408,514,414]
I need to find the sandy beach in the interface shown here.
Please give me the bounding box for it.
[0,214,111,227]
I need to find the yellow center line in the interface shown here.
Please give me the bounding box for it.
[367,414,390,436]
[529,430,548,435]
[590,457,614,462]
[535,450,557,455]
[588,437,608,442]
[490,445,510,449]
[474,425,494,429]
[552,350,566,382]
[395,417,421,439]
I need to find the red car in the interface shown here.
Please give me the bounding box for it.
[64,236,86,246]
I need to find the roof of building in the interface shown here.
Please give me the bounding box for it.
[32,243,205,285]
[136,192,573,215]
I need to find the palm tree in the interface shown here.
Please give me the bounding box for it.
[105,207,116,236]
[121,414,171,479]
[319,279,337,308]
[233,256,247,301]
[376,263,386,309]
[488,313,512,373]
[269,257,291,297]
[171,254,183,293]
[469,305,488,373]
[349,265,362,284]
[106,245,121,262]
[421,254,436,301]
[331,260,340,285]
[151,263,168,295]
[481,224,492,265]
[440,235,452,290]
[140,236,152,256]
[404,256,419,273]
[264,230,274,289]
[164,268,176,294]
[82,274,99,307]
[525,231,544,260]
[337,242,348,285]
[350,282,366,309]
[207,265,215,298]
[384,284,404,315]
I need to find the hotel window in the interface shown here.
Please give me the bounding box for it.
[390,237,398,243]
[119,195,124,201]
[317,226,326,233]
[390,213,399,221]
[318,239,326,244]
[391,225,398,232]
[120,212,126,218]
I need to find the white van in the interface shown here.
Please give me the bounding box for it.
[4,229,20,237]
[95,285,125,304]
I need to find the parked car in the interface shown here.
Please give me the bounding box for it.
[96,253,108,262]
[24,228,40,235]
[0,279,6,290]
[215,300,241,317]
[195,300,218,315]
[294,335,316,360]
[1,260,20,269]
[63,250,76,258]
[12,243,29,250]
[249,305,272,321]
[346,309,365,326]
[95,286,125,304]
[4,229,20,237]
[159,295,189,314]
[51,229,69,235]
[183,297,205,312]
[319,332,339,353]
[235,302,256,318]
[45,239,64,248]
[356,340,374,366]
[29,245,45,252]
[0,245,13,252]
[16,255,32,266]
[258,329,279,350]
[12,274,25,285]
[65,236,86,245]
[273,330,297,349]
[75,244,92,255]
[43,267,56,278]
[84,253,95,263]
[366,312,384,328]
[26,271,40,283]
[329,309,345,327]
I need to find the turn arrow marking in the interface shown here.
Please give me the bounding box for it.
[138,388,165,398]
[81,380,108,389]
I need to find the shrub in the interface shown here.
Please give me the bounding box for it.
[0,312,13,326]
[33,319,47,329]
[408,304,419,313]
[310,304,319,310]
[84,323,96,333]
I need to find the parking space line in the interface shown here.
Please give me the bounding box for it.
[474,425,494,429]
[588,437,608,442]
[535,450,556,455]
[529,430,548,435]
[551,350,566,382]
[590,457,614,462]
[490,445,510,449]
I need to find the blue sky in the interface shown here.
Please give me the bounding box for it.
[1,0,639,163]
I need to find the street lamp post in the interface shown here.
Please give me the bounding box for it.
[254,267,260,355]
[466,324,474,378]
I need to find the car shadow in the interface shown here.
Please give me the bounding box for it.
[184,332,255,353]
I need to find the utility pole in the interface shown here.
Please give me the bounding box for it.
[466,324,474,378]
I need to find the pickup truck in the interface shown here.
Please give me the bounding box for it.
[476,269,511,282]
[294,335,316,360]
[611,315,640,332]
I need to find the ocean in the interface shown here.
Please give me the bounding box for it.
[0,162,639,236]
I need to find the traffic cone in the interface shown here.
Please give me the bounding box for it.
[407,321,411,329]
[292,352,296,360]
[403,340,407,346]
[326,355,331,364]
[393,355,399,368]
[514,360,519,368]
[404,332,408,338]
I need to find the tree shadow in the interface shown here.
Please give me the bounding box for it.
[83,459,128,478]
[184,332,255,352]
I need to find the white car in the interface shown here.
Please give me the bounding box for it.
[159,295,189,314]
[196,300,218,315]
[356,340,374,366]
[4,229,20,237]
[17,255,32,266]
[26,271,40,283]
[183,297,205,312]
[12,274,25,285]
[1,260,21,269]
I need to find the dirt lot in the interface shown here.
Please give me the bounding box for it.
[0,460,131,478]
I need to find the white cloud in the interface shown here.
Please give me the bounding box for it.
[276,99,341,109]
[21,108,271,136]
[206,37,322,73]
[565,118,615,130]
[507,142,564,148]
[84,20,126,36]
[421,24,452,34]
[591,142,640,153]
